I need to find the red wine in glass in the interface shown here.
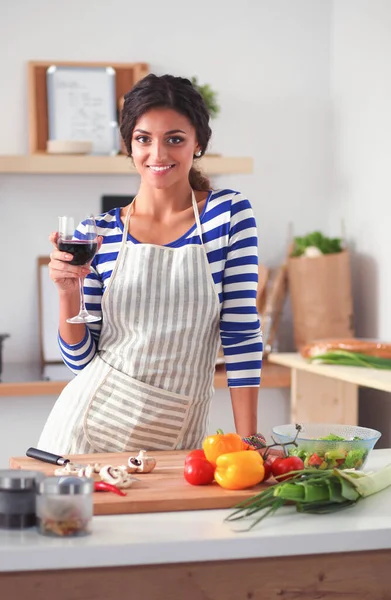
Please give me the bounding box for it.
[58,215,101,324]
[58,240,98,266]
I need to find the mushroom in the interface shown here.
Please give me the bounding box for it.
[127,450,156,474]
[54,462,80,477]
[99,465,124,486]
[77,463,102,481]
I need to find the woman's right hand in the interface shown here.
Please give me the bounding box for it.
[48,232,92,295]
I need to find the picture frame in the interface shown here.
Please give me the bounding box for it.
[37,256,62,367]
[46,65,120,155]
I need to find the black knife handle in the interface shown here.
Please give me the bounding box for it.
[26,447,69,466]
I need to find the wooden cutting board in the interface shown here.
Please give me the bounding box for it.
[10,451,269,516]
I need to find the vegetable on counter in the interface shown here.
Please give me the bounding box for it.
[184,450,215,486]
[202,429,246,467]
[94,481,127,496]
[184,425,304,489]
[262,456,274,482]
[308,349,391,370]
[226,463,391,530]
[288,443,368,470]
[214,451,265,490]
[271,455,305,482]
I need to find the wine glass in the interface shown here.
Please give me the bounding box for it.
[58,215,101,324]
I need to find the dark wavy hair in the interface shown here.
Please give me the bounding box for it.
[120,74,212,191]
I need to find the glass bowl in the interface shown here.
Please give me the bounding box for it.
[271,423,381,470]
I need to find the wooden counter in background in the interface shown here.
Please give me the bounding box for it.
[0,361,290,397]
[269,352,391,426]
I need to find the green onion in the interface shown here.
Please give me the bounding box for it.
[225,464,391,530]
[309,350,391,369]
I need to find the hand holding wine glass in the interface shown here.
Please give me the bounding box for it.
[57,215,101,324]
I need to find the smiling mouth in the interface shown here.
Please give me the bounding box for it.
[147,165,175,172]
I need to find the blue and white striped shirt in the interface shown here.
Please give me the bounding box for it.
[59,189,263,387]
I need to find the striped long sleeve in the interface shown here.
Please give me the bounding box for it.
[219,193,262,386]
[58,189,262,386]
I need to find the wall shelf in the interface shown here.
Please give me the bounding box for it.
[0,361,290,397]
[0,154,253,175]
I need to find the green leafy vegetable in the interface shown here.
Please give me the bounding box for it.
[226,464,391,531]
[310,350,391,370]
[291,231,343,257]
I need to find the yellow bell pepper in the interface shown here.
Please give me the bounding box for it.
[202,429,245,467]
[214,451,265,490]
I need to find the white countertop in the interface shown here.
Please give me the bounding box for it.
[1,449,391,573]
[269,352,391,393]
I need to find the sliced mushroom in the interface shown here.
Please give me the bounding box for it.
[99,464,137,489]
[99,465,124,486]
[128,450,156,473]
[77,463,102,480]
[54,462,81,476]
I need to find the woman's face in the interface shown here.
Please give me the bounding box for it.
[131,108,200,189]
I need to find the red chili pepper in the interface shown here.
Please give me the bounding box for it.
[94,481,127,496]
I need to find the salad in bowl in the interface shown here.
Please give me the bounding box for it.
[271,423,381,470]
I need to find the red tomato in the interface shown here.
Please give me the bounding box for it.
[307,453,323,467]
[184,458,215,486]
[185,449,208,465]
[271,456,304,482]
[262,457,273,481]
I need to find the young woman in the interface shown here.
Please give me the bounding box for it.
[38,74,264,454]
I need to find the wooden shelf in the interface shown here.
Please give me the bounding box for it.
[0,361,289,397]
[0,154,253,175]
[215,361,290,389]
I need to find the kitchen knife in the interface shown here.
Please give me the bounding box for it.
[26,447,83,468]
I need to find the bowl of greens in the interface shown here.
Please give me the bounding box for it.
[271,423,381,470]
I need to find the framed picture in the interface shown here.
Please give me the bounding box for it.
[46,65,120,155]
[37,256,62,366]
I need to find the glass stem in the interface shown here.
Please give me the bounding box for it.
[79,276,87,315]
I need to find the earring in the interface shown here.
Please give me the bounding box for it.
[194,150,202,158]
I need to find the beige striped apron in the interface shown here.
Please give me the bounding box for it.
[38,191,221,454]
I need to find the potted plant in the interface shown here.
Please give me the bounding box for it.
[191,77,220,119]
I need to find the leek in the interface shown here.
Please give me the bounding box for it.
[309,350,391,370]
[226,464,391,530]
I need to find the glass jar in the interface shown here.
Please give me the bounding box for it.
[36,476,94,537]
[0,469,44,529]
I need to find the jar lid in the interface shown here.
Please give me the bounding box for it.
[38,476,94,495]
[0,469,44,491]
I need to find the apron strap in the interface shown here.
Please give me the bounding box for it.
[122,201,133,245]
[191,190,203,243]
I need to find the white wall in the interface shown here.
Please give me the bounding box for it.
[0,1,332,464]
[0,0,332,362]
[330,0,391,446]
